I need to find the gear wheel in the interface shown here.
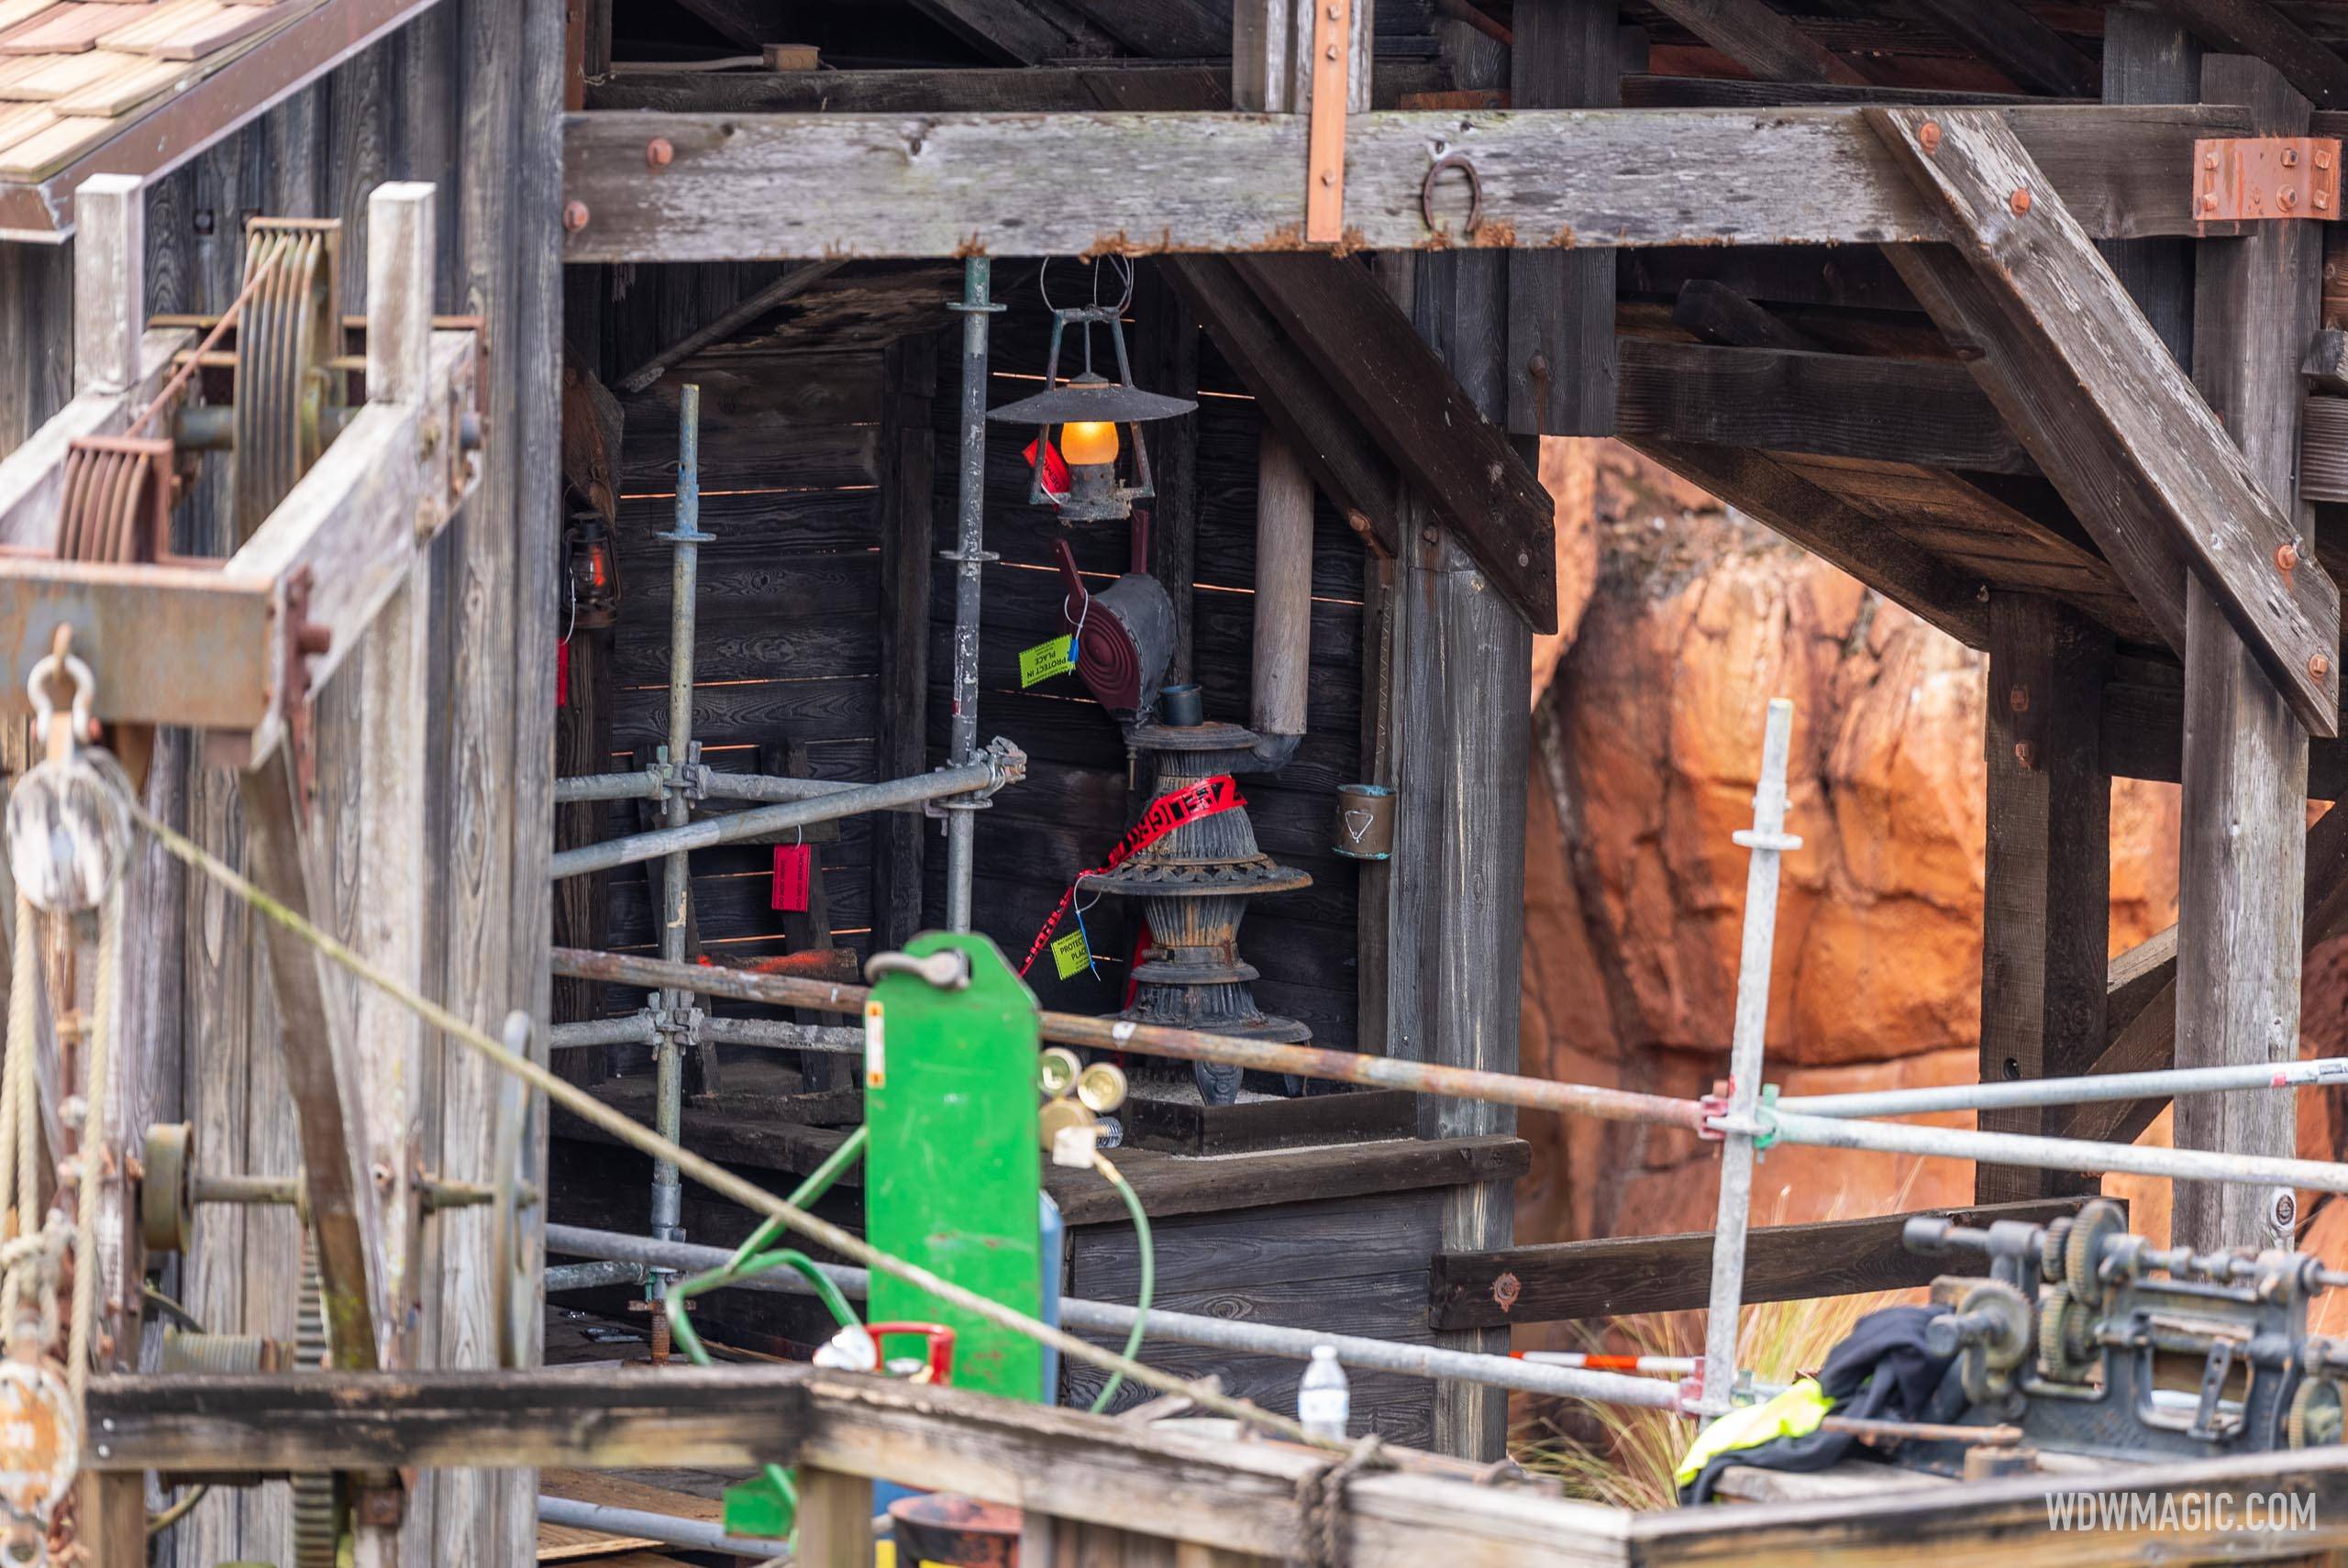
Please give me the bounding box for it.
[2040,1216,2074,1286]
[2035,1286,2097,1383]
[2289,1375,2346,1449]
[2066,1199,2128,1309]
[290,1234,341,1568]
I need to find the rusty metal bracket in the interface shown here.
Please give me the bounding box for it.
[2194,137,2340,221]
[278,566,333,816]
[1305,0,1352,245]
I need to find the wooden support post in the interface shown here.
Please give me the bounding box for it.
[2176,54,2320,1250]
[1234,0,1374,115]
[1385,251,1531,1462]
[241,750,387,1370]
[874,335,936,950]
[1977,592,2110,1202]
[2099,4,2200,367]
[1506,1,1623,436]
[75,1469,147,1568]
[2160,0,2348,111]
[72,176,142,398]
[794,1467,875,1568]
[356,182,437,1366]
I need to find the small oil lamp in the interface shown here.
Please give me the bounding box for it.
[988,301,1197,523]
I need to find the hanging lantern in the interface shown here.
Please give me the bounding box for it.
[988,301,1196,523]
[564,514,621,629]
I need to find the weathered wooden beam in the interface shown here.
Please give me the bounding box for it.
[2099,660,2348,798]
[1505,0,1623,436]
[1624,437,1991,647]
[1232,253,1558,632]
[613,260,844,395]
[2176,54,2321,1251]
[1646,0,1867,85]
[670,0,778,47]
[1977,592,2110,1203]
[1869,106,2340,734]
[1668,279,1825,353]
[909,0,1099,64]
[2099,3,2200,368]
[2160,0,2348,110]
[1899,0,2100,98]
[2307,328,2348,395]
[559,104,2251,263]
[1429,1198,2100,1331]
[1157,254,1401,555]
[0,333,481,761]
[1615,337,2033,473]
[1234,0,1374,115]
[587,61,1456,115]
[873,337,935,954]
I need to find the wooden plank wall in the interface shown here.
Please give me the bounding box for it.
[116,4,564,1563]
[919,278,1368,1043]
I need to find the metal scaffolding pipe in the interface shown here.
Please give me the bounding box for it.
[548,1015,662,1050]
[548,947,1714,1133]
[543,1259,644,1292]
[553,769,669,803]
[1778,1056,2348,1121]
[699,1015,863,1053]
[649,382,711,1267]
[943,257,1001,933]
[1759,1108,2348,1196]
[543,1225,1684,1411]
[548,748,1022,882]
[1701,698,1797,1416]
[536,1496,790,1559]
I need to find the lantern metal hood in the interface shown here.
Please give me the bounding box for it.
[988,302,1197,523]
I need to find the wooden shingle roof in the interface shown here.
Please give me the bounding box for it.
[0,0,318,181]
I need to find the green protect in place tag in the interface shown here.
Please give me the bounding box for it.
[1051,927,1092,980]
[1020,635,1078,688]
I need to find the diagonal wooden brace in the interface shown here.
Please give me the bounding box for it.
[1868,106,2341,736]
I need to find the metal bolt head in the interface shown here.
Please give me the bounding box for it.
[563,200,591,233]
[1918,121,1942,155]
[2201,193,2221,215]
[2009,188,2032,215]
[2206,150,2221,171]
[2282,185,2300,211]
[2013,740,2037,769]
[2314,654,2333,683]
[2278,542,2301,573]
[1517,549,1531,567]
[2322,149,2338,171]
[646,137,674,169]
[2008,684,2030,714]
[1421,525,1440,547]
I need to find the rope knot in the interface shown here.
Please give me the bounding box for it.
[1293,1434,1388,1568]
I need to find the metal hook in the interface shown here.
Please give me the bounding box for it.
[25,646,96,757]
[1420,150,1485,238]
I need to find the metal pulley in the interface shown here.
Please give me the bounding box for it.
[6,651,130,915]
[232,220,349,541]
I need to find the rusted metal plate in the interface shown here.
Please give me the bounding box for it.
[2194,136,2342,221]
[0,558,275,731]
[1303,0,1351,245]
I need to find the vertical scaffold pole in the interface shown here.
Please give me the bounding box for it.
[1700,698,1800,1416]
[942,259,1002,933]
[649,383,710,1280]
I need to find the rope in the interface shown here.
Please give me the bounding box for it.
[1,894,42,1334]
[112,787,1330,1450]
[1293,1435,1388,1568]
[67,883,121,1407]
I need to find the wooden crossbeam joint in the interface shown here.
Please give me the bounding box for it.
[2193,136,2342,220]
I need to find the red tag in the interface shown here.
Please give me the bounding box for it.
[556,639,570,709]
[1022,436,1072,501]
[771,844,814,912]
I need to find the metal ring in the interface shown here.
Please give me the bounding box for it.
[1420,150,1485,237]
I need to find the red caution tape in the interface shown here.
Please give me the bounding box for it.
[1017,775,1245,978]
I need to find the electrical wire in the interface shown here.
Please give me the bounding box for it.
[1085,1152,1152,1414]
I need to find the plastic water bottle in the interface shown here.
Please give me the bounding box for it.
[1299,1345,1349,1441]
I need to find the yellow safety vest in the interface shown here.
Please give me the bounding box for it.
[1674,1376,1831,1487]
